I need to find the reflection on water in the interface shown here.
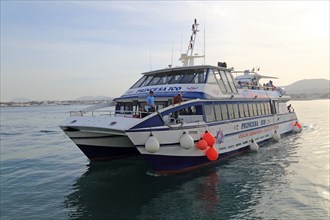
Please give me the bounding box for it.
[1,100,329,219]
[64,138,299,219]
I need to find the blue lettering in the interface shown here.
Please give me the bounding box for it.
[241,121,259,129]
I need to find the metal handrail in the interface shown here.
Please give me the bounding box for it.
[69,109,148,118]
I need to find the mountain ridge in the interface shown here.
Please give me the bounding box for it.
[5,78,329,103]
[283,78,329,94]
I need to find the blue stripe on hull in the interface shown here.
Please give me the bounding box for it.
[143,146,249,175]
[77,144,140,161]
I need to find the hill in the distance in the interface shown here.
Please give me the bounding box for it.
[10,98,32,103]
[75,96,113,101]
[283,79,329,94]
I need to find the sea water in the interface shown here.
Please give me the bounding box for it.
[0,100,329,219]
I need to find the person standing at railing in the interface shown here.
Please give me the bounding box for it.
[146,90,156,112]
[172,93,183,120]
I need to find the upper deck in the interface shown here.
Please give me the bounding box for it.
[114,64,288,102]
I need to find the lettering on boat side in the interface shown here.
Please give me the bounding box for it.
[241,119,266,129]
[238,125,279,139]
[241,121,259,129]
[136,86,182,94]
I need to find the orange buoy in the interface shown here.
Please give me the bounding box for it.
[206,146,218,161]
[203,131,215,146]
[295,121,301,129]
[197,138,208,150]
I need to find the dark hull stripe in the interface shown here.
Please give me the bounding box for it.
[144,146,249,174]
[76,144,140,161]
[71,135,118,140]
[143,132,290,175]
[134,119,294,147]
[127,115,297,132]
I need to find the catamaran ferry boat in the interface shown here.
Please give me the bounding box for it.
[60,20,301,174]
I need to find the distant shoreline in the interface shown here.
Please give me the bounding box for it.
[0,100,109,107]
[1,97,329,108]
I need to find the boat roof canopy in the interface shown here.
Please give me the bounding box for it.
[141,65,232,76]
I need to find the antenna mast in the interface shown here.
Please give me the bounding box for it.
[179,19,205,67]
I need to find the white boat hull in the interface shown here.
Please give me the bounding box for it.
[127,113,298,174]
[60,115,141,160]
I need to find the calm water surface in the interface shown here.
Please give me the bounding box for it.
[0,100,329,219]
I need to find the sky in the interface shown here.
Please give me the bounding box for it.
[1,1,329,102]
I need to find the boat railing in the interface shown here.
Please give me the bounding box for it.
[238,85,278,91]
[69,109,148,118]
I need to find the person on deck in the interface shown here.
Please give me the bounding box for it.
[287,104,294,113]
[146,91,156,112]
[172,93,183,106]
[172,93,183,120]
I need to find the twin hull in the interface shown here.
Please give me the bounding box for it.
[61,112,298,173]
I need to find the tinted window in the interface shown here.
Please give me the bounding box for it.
[140,76,153,87]
[233,104,239,119]
[248,104,254,116]
[253,103,258,116]
[214,104,222,121]
[214,69,227,93]
[180,71,196,83]
[238,104,244,118]
[244,103,249,117]
[169,74,184,84]
[264,102,270,114]
[192,69,207,83]
[220,71,232,93]
[204,104,216,122]
[226,72,238,93]
[227,104,234,119]
[131,76,147,88]
[221,105,228,120]
[148,76,162,85]
[207,69,218,84]
[157,74,173,85]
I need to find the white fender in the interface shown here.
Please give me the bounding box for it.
[249,140,259,151]
[180,132,194,150]
[272,131,281,142]
[292,126,301,133]
[145,134,160,153]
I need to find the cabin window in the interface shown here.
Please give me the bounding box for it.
[157,75,173,84]
[226,72,238,93]
[130,76,147,88]
[268,103,272,114]
[169,74,184,84]
[148,76,162,85]
[253,103,258,116]
[214,69,227,93]
[194,105,203,115]
[206,69,218,85]
[238,104,245,118]
[243,103,249,117]
[221,105,228,120]
[180,70,196,83]
[248,103,254,116]
[227,104,234,119]
[220,71,232,93]
[204,104,216,122]
[264,102,270,114]
[233,104,240,119]
[256,103,261,115]
[260,103,265,115]
[214,104,222,121]
[182,69,207,84]
[274,101,279,114]
[139,75,153,87]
